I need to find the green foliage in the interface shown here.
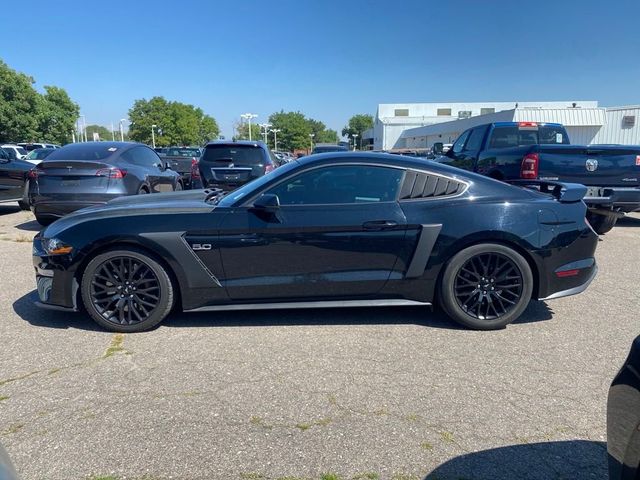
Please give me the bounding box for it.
[0,59,78,144]
[342,114,374,149]
[268,111,312,151]
[234,121,261,141]
[84,124,113,141]
[128,96,219,146]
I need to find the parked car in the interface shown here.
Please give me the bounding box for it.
[28,141,182,225]
[311,144,349,154]
[23,148,56,165]
[0,148,32,210]
[154,147,168,155]
[608,335,640,480]
[1,144,28,160]
[0,442,19,480]
[17,142,60,151]
[198,141,276,191]
[162,146,203,189]
[33,152,598,333]
[438,122,640,234]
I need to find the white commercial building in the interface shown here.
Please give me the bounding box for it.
[366,101,599,150]
[400,105,640,149]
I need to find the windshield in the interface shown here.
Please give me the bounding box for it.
[488,125,570,148]
[26,149,54,160]
[16,147,27,155]
[166,147,200,157]
[201,144,266,165]
[312,145,348,154]
[46,143,119,161]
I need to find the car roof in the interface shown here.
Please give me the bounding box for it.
[491,121,564,127]
[205,140,268,149]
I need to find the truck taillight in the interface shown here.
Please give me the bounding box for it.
[518,122,538,127]
[520,153,539,179]
[265,164,275,174]
[96,168,126,179]
[190,158,200,179]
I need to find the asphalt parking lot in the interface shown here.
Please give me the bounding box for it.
[0,203,638,480]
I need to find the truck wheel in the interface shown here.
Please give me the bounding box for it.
[18,201,30,211]
[586,212,617,235]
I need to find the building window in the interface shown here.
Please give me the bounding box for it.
[480,108,495,115]
[437,108,452,116]
[458,110,472,119]
[394,109,409,117]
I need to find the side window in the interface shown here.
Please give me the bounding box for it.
[0,149,8,160]
[265,165,404,205]
[451,130,471,154]
[122,147,160,168]
[464,126,487,152]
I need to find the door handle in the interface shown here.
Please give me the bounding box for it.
[363,220,398,230]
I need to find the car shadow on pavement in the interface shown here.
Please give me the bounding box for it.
[14,219,42,232]
[617,215,640,227]
[13,290,553,331]
[12,291,103,331]
[424,439,607,480]
[0,205,20,216]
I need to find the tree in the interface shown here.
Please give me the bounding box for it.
[39,86,80,144]
[85,124,113,141]
[315,128,338,144]
[0,60,44,143]
[234,121,262,141]
[128,96,219,146]
[267,111,313,152]
[342,114,374,149]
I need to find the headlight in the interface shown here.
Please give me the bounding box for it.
[41,237,73,255]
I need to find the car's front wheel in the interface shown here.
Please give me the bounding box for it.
[80,248,174,332]
[439,243,533,330]
[586,211,617,235]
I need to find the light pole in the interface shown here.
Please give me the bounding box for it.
[240,113,258,141]
[259,123,272,143]
[119,119,127,142]
[271,129,281,151]
[309,133,315,153]
[80,115,87,142]
[151,124,157,148]
[111,122,115,141]
[351,133,359,151]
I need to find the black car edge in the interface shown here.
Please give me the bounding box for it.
[0,147,33,210]
[608,335,640,480]
[32,152,598,333]
[198,140,275,191]
[28,141,182,225]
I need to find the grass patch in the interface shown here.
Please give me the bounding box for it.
[0,395,8,402]
[321,474,342,480]
[352,474,379,480]
[103,334,126,358]
[13,234,32,243]
[420,441,433,450]
[249,416,273,430]
[440,431,454,443]
[0,370,39,387]
[295,417,331,431]
[1,423,24,435]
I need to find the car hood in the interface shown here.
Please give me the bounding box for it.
[42,190,215,238]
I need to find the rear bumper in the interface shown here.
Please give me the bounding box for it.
[584,187,640,212]
[538,264,597,300]
[32,201,107,218]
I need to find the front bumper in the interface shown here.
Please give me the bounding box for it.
[584,186,640,212]
[32,236,79,311]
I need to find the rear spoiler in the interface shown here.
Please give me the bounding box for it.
[507,180,587,203]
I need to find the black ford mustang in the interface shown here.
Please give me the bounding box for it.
[33,153,599,332]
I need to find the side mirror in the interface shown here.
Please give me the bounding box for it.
[252,193,280,213]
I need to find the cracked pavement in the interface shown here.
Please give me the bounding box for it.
[0,204,638,479]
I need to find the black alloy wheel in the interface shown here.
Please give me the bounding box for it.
[439,243,533,330]
[453,252,523,320]
[81,249,174,332]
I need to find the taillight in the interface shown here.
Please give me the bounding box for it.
[556,269,580,278]
[96,168,126,179]
[28,169,40,179]
[518,122,538,128]
[264,164,275,174]
[520,153,539,179]
[190,158,200,179]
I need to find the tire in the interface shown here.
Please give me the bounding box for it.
[586,211,617,235]
[439,243,533,330]
[18,201,30,211]
[175,182,183,191]
[138,186,149,195]
[80,248,174,332]
[35,214,54,226]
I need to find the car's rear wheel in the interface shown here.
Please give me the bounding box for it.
[80,249,174,332]
[586,211,617,235]
[175,181,183,191]
[138,186,149,195]
[439,243,533,330]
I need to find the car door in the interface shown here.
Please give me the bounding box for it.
[216,163,412,300]
[125,146,174,192]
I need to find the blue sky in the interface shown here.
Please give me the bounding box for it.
[3,0,639,139]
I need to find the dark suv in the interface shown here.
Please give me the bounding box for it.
[198,141,277,190]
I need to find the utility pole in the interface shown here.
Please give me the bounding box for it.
[272,129,281,151]
[151,125,157,148]
[240,113,258,141]
[111,122,115,141]
[259,123,272,143]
